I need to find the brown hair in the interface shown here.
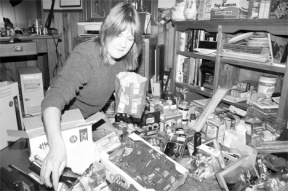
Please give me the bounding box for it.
[98,3,142,70]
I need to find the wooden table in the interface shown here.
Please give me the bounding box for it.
[0,35,62,87]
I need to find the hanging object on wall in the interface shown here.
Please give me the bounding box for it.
[9,0,22,7]
[3,17,13,30]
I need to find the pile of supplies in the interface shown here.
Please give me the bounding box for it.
[7,72,287,191]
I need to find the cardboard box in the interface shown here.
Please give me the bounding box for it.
[7,109,108,160]
[269,0,288,19]
[247,0,262,19]
[210,0,249,19]
[0,81,23,150]
[100,133,188,191]
[216,155,259,191]
[159,111,183,133]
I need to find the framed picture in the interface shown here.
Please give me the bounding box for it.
[60,0,81,7]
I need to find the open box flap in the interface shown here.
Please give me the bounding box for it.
[7,109,108,139]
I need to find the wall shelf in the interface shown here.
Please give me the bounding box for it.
[172,19,288,35]
[177,51,216,61]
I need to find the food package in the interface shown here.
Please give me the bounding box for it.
[71,161,107,191]
[115,72,147,119]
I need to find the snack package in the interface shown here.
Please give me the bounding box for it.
[71,161,107,191]
[115,72,147,119]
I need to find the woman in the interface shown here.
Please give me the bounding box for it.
[40,3,142,189]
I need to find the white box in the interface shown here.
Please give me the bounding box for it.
[77,22,102,36]
[0,81,23,150]
[18,66,44,116]
[210,0,249,19]
[159,111,183,133]
[7,109,107,160]
[100,133,188,191]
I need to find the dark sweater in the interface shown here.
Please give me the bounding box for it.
[41,39,126,118]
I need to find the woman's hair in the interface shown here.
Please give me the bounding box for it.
[98,3,142,71]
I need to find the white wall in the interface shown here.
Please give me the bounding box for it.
[0,0,41,29]
[158,0,176,8]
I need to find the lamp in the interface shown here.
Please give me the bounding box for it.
[45,0,58,35]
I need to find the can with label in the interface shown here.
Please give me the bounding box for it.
[258,75,277,98]
[178,102,189,124]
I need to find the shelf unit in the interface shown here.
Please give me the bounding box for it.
[171,19,288,123]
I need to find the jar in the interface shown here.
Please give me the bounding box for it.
[178,101,189,124]
[183,0,197,20]
[258,75,277,98]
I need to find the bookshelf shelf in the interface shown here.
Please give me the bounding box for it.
[222,99,249,111]
[177,51,215,61]
[172,19,288,35]
[177,82,250,110]
[172,19,288,123]
[176,82,212,97]
[221,58,286,74]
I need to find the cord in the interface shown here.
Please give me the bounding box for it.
[51,35,63,77]
[0,65,15,81]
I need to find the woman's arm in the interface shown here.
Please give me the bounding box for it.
[40,107,67,190]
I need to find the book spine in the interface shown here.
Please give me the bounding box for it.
[263,0,272,18]
[183,58,190,83]
[176,55,186,83]
[197,0,207,20]
[189,57,196,85]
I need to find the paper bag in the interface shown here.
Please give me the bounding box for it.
[115,72,147,118]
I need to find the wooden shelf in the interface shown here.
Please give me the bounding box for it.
[176,82,251,110]
[221,99,249,110]
[172,19,288,35]
[176,82,212,97]
[172,19,288,123]
[177,51,216,61]
[221,57,286,74]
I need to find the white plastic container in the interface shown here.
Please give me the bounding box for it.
[257,75,277,98]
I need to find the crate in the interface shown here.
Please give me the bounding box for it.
[100,133,188,191]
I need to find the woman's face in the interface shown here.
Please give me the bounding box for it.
[107,28,135,64]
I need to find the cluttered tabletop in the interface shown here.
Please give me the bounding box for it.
[1,72,288,191]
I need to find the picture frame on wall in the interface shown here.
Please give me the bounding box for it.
[91,0,107,19]
[60,0,81,7]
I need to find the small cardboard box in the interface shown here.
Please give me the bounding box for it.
[210,0,249,19]
[100,133,188,191]
[159,111,183,133]
[7,109,108,160]
[215,155,259,191]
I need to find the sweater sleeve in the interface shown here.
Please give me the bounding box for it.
[41,43,95,113]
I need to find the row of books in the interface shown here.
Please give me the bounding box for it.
[179,29,288,67]
[179,30,217,53]
[196,0,287,20]
[176,56,215,91]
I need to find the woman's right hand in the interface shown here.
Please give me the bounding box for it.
[41,107,66,189]
[40,137,67,190]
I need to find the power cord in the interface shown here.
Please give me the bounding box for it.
[51,35,63,77]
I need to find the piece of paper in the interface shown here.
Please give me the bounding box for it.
[194,48,217,55]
